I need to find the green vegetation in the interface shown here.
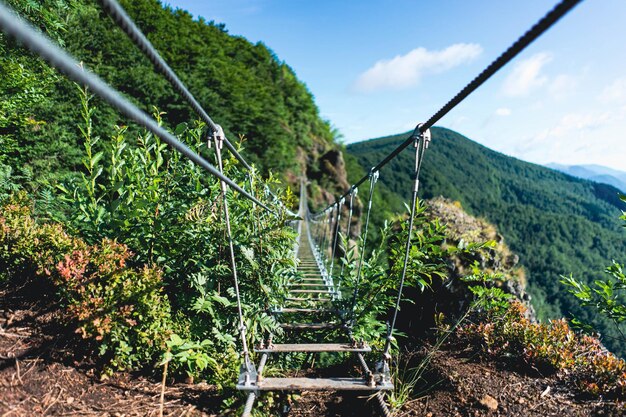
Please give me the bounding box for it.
[347,127,626,357]
[453,300,626,398]
[562,196,626,347]
[0,83,298,384]
[2,0,625,411]
[1,0,335,188]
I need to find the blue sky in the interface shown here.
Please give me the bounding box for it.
[164,0,626,171]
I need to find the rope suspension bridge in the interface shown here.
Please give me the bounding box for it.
[0,0,582,415]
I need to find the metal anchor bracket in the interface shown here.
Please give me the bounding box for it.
[415,122,432,148]
[238,361,258,388]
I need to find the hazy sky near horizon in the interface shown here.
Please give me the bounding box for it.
[164,0,626,171]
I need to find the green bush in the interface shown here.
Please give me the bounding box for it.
[561,195,626,352]
[0,196,172,371]
[51,86,298,384]
[455,301,626,397]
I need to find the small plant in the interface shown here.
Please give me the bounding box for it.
[0,197,173,371]
[461,261,514,313]
[161,334,236,387]
[454,301,626,397]
[561,263,626,345]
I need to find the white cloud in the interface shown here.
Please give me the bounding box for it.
[495,107,511,116]
[501,52,552,97]
[353,43,482,93]
[599,76,626,103]
[509,108,626,171]
[540,112,612,139]
[515,110,624,156]
[549,74,578,99]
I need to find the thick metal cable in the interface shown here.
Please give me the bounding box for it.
[213,133,252,369]
[383,133,427,357]
[313,0,582,214]
[319,207,332,266]
[0,2,274,213]
[338,187,357,283]
[328,197,344,277]
[348,170,378,325]
[328,198,344,278]
[242,393,256,417]
[376,392,392,417]
[99,0,253,171]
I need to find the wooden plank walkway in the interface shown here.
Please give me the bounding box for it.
[237,198,391,416]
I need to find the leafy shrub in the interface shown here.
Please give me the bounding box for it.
[52,87,298,383]
[455,301,626,397]
[560,194,626,349]
[333,202,449,346]
[334,200,494,347]
[0,195,172,371]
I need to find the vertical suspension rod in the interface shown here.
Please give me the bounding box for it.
[348,170,378,324]
[339,187,357,281]
[383,126,430,356]
[329,197,344,279]
[212,127,252,368]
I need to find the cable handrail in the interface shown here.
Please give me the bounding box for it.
[312,0,582,215]
[99,0,253,171]
[0,1,274,213]
[0,0,587,412]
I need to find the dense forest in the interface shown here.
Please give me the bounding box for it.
[1,0,625,414]
[1,0,336,189]
[347,127,626,356]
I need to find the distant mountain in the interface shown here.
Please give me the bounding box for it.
[347,127,626,356]
[546,163,626,193]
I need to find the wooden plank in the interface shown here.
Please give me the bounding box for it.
[274,308,333,313]
[255,343,371,353]
[285,297,331,302]
[290,289,331,293]
[237,377,392,391]
[288,283,328,287]
[280,322,339,330]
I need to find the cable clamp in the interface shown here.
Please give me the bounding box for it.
[416,123,432,149]
[339,197,346,206]
[369,168,380,184]
[211,124,225,150]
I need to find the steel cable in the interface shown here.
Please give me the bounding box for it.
[99,0,253,171]
[0,1,273,213]
[348,170,379,325]
[313,0,582,214]
[383,131,428,356]
[338,188,357,285]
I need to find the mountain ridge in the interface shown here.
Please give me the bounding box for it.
[346,126,626,356]
[546,163,626,193]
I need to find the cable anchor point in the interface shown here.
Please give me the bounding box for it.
[415,122,432,148]
[369,168,380,184]
[209,124,225,150]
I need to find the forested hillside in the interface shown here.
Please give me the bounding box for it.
[347,127,626,356]
[1,0,336,187]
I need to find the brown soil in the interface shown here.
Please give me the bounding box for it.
[1,283,624,416]
[0,284,223,416]
[284,349,625,417]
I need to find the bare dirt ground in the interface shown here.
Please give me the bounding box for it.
[285,350,625,416]
[1,282,624,416]
[0,284,223,416]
